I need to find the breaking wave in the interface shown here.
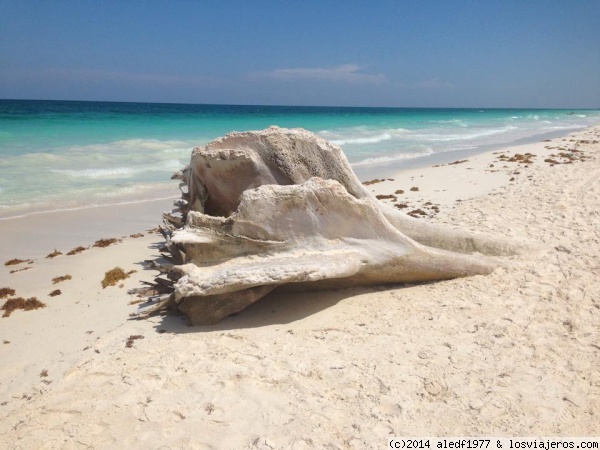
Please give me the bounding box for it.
[318,127,409,146]
[353,148,435,167]
[52,160,184,179]
[330,133,393,145]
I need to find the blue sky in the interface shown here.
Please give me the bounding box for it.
[1,0,599,108]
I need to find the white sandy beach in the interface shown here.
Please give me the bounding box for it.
[0,126,599,447]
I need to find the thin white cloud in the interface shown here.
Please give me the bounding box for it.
[260,64,387,84]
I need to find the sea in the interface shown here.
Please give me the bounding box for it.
[1,99,599,219]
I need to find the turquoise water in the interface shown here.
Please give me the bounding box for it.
[1,100,599,218]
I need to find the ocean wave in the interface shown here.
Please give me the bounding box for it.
[52,167,141,178]
[352,148,434,167]
[20,152,63,162]
[428,119,468,127]
[318,127,409,146]
[548,125,586,131]
[162,147,193,154]
[80,138,192,152]
[5,139,193,167]
[52,159,183,179]
[331,133,393,145]
[410,126,517,142]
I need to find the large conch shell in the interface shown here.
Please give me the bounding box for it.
[135,126,527,325]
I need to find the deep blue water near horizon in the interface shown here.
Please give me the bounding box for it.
[1,99,599,218]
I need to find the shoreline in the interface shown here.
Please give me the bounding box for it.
[353,124,589,180]
[0,193,178,222]
[0,197,175,260]
[1,124,599,443]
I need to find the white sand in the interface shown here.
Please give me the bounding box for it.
[0,127,599,447]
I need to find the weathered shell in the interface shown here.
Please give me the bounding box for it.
[137,126,529,325]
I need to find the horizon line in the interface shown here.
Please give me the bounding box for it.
[0,98,598,111]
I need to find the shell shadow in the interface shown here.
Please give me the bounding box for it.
[149,284,406,333]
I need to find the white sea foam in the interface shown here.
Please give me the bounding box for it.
[318,127,409,146]
[78,138,191,152]
[52,159,184,179]
[428,119,468,127]
[331,133,392,145]
[353,148,435,167]
[410,126,517,142]
[162,147,193,154]
[52,167,141,179]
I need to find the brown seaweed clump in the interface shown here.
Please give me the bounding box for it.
[2,297,46,318]
[102,267,130,288]
[408,209,428,218]
[0,287,16,299]
[433,159,469,167]
[125,335,144,348]
[129,233,144,238]
[4,258,32,266]
[410,187,419,192]
[375,194,397,201]
[93,238,120,248]
[494,152,537,165]
[49,289,62,297]
[67,246,87,256]
[363,178,385,186]
[45,250,62,259]
[52,274,72,284]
